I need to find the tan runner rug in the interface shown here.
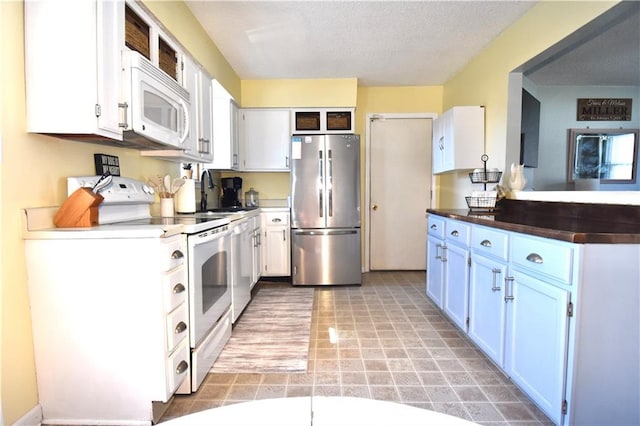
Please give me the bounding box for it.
[211,287,314,373]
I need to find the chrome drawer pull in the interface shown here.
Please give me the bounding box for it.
[176,360,189,375]
[174,321,187,334]
[526,253,543,264]
[272,217,282,223]
[435,243,442,260]
[171,250,184,260]
[450,230,459,237]
[480,239,492,248]
[172,283,185,294]
[430,224,438,230]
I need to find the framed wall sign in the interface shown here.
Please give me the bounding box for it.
[94,153,121,176]
[577,98,632,121]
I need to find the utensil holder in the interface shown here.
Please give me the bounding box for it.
[54,188,104,227]
[160,197,174,217]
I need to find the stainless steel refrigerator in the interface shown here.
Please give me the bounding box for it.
[290,134,361,286]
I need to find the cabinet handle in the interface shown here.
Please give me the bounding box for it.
[480,239,492,248]
[174,321,187,334]
[430,224,438,230]
[118,102,129,129]
[450,230,459,237]
[282,229,286,241]
[172,283,186,294]
[435,243,442,260]
[171,250,184,260]
[272,217,282,223]
[491,268,501,291]
[176,360,189,375]
[285,156,289,168]
[439,136,444,151]
[526,253,543,264]
[504,276,515,302]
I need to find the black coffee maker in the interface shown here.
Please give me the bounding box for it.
[221,177,243,208]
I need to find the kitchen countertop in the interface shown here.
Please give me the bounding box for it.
[428,199,640,244]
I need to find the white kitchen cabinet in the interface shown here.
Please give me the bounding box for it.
[505,267,570,425]
[261,210,291,277]
[207,81,239,170]
[442,221,471,331]
[291,108,356,134]
[426,215,446,308]
[468,252,507,366]
[24,234,189,424]
[430,214,640,426]
[239,109,291,171]
[432,106,484,174]
[25,0,125,142]
[251,216,263,287]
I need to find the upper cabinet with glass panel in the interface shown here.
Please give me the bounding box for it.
[568,129,638,183]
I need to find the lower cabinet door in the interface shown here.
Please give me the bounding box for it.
[426,235,445,308]
[505,269,570,425]
[468,254,507,367]
[443,243,469,331]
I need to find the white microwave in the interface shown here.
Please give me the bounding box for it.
[122,49,191,149]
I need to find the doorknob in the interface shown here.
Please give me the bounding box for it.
[372,204,378,211]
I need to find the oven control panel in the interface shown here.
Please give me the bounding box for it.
[67,176,155,205]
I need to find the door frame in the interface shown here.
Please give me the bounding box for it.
[364,112,437,272]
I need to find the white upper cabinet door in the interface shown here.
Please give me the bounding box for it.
[432,106,484,174]
[25,0,125,141]
[239,109,291,171]
[207,80,239,170]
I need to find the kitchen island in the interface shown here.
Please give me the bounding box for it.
[426,199,639,426]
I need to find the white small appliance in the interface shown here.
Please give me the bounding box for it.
[122,49,191,149]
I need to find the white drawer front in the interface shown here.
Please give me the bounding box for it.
[428,215,446,239]
[166,303,189,352]
[163,267,187,313]
[167,339,190,396]
[263,211,289,226]
[510,234,574,285]
[160,236,186,272]
[471,225,509,261]
[445,219,471,247]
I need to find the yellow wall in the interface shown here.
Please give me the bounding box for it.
[0,2,239,423]
[242,79,359,108]
[438,1,619,208]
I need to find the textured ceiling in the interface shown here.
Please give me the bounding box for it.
[185,1,639,87]
[185,1,536,86]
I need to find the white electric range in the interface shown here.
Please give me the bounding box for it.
[22,176,235,424]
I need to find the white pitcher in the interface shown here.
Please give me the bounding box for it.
[509,163,526,191]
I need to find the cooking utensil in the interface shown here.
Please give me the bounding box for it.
[171,178,186,194]
[164,175,172,195]
[92,172,113,193]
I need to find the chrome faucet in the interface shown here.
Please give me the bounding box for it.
[200,169,215,212]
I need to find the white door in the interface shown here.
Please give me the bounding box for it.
[370,117,432,270]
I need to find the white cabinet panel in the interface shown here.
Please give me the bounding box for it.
[468,253,507,366]
[505,268,570,426]
[432,106,484,174]
[239,109,291,171]
[262,210,291,277]
[208,81,239,170]
[443,243,470,331]
[426,234,445,308]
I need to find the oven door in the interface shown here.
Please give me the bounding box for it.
[188,226,231,346]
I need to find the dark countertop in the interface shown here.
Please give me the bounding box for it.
[427,199,640,244]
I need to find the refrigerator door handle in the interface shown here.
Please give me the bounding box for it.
[328,149,333,217]
[318,150,324,217]
[293,229,358,236]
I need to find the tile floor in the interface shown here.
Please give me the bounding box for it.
[161,271,553,425]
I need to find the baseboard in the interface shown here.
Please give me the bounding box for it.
[13,404,43,426]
